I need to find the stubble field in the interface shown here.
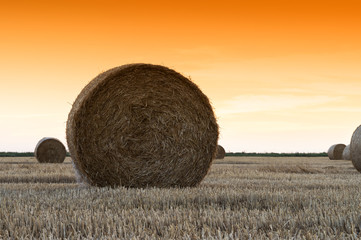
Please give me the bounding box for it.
[0,156,360,239]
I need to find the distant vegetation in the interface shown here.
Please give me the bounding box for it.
[0,152,34,157]
[225,152,328,157]
[0,152,327,157]
[0,152,70,157]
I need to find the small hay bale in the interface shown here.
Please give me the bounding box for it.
[215,145,226,159]
[66,63,219,188]
[342,145,351,160]
[34,137,66,163]
[351,125,361,172]
[327,144,346,160]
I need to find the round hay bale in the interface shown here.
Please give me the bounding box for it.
[35,137,66,163]
[215,145,226,159]
[351,125,361,172]
[342,145,351,160]
[327,144,346,160]
[66,63,219,188]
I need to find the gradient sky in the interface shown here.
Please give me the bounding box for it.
[1,0,361,152]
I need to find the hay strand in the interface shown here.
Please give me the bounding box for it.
[34,137,66,163]
[327,144,346,160]
[66,63,219,188]
[351,125,361,172]
[215,145,226,159]
[72,161,89,187]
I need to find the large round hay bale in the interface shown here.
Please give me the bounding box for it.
[342,145,351,160]
[327,144,346,160]
[35,137,66,163]
[215,145,226,159]
[351,125,361,172]
[66,63,219,188]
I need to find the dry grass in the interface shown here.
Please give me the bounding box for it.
[0,156,360,239]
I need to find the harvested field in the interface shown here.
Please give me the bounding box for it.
[0,156,360,239]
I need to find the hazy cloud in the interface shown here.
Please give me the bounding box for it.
[0,114,60,119]
[214,94,342,116]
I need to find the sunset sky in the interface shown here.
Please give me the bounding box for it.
[1,0,361,152]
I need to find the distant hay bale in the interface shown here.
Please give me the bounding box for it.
[34,137,66,163]
[342,145,351,160]
[215,145,226,159]
[66,63,219,188]
[351,125,361,172]
[327,144,346,160]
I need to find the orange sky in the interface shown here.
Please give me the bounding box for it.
[1,0,361,152]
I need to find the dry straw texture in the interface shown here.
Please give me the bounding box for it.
[342,145,351,160]
[66,63,219,188]
[34,137,66,163]
[1,157,360,239]
[215,145,226,159]
[72,161,89,187]
[351,125,361,172]
[327,144,346,160]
